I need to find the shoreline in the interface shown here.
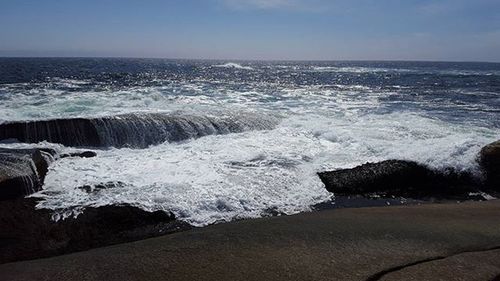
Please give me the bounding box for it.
[0,194,433,264]
[2,200,500,280]
[0,193,486,265]
[1,140,498,266]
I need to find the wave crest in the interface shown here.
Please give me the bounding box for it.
[213,62,254,70]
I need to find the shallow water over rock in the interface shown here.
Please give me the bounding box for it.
[0,112,279,148]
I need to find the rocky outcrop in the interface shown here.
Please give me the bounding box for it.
[479,140,500,190]
[0,118,101,147]
[77,181,125,193]
[0,112,279,148]
[60,150,97,158]
[2,200,500,281]
[0,146,182,263]
[0,198,190,264]
[0,148,56,201]
[0,148,99,200]
[318,160,480,200]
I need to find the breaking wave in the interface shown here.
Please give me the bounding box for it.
[212,62,254,70]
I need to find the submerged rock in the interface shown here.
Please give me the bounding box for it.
[77,181,125,193]
[479,140,500,190]
[0,198,190,264]
[0,112,279,148]
[318,160,480,200]
[0,148,56,201]
[60,151,97,159]
[0,118,101,147]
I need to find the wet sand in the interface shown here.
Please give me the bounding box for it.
[2,200,500,281]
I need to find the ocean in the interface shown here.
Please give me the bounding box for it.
[0,58,499,226]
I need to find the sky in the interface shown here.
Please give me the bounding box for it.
[0,0,499,62]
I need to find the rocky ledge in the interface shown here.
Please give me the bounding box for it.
[318,140,500,200]
[0,148,96,201]
[318,160,481,200]
[0,148,56,201]
[0,147,191,264]
[479,140,500,189]
[0,112,278,148]
[2,200,500,281]
[0,198,190,264]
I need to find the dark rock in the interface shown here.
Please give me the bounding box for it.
[318,160,480,200]
[36,148,58,157]
[75,151,97,158]
[77,181,125,193]
[0,112,278,148]
[31,150,49,183]
[60,151,97,159]
[0,118,101,147]
[0,148,55,201]
[0,198,190,264]
[479,140,500,190]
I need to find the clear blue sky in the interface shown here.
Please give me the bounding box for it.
[1,0,499,61]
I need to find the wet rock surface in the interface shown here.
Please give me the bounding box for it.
[0,198,190,264]
[77,181,125,193]
[0,112,278,148]
[479,140,500,190]
[60,151,97,158]
[318,160,483,200]
[0,148,56,201]
[0,118,101,147]
[0,147,99,200]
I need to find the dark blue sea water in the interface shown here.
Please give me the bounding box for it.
[0,58,499,225]
[1,58,499,127]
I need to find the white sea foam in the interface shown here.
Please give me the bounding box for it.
[0,82,380,121]
[0,83,223,121]
[33,126,332,226]
[212,62,254,70]
[22,110,498,226]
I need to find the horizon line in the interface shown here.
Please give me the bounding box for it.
[1,55,499,64]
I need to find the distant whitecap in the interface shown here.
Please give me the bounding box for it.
[212,62,254,70]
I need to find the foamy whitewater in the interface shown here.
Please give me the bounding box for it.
[0,59,499,226]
